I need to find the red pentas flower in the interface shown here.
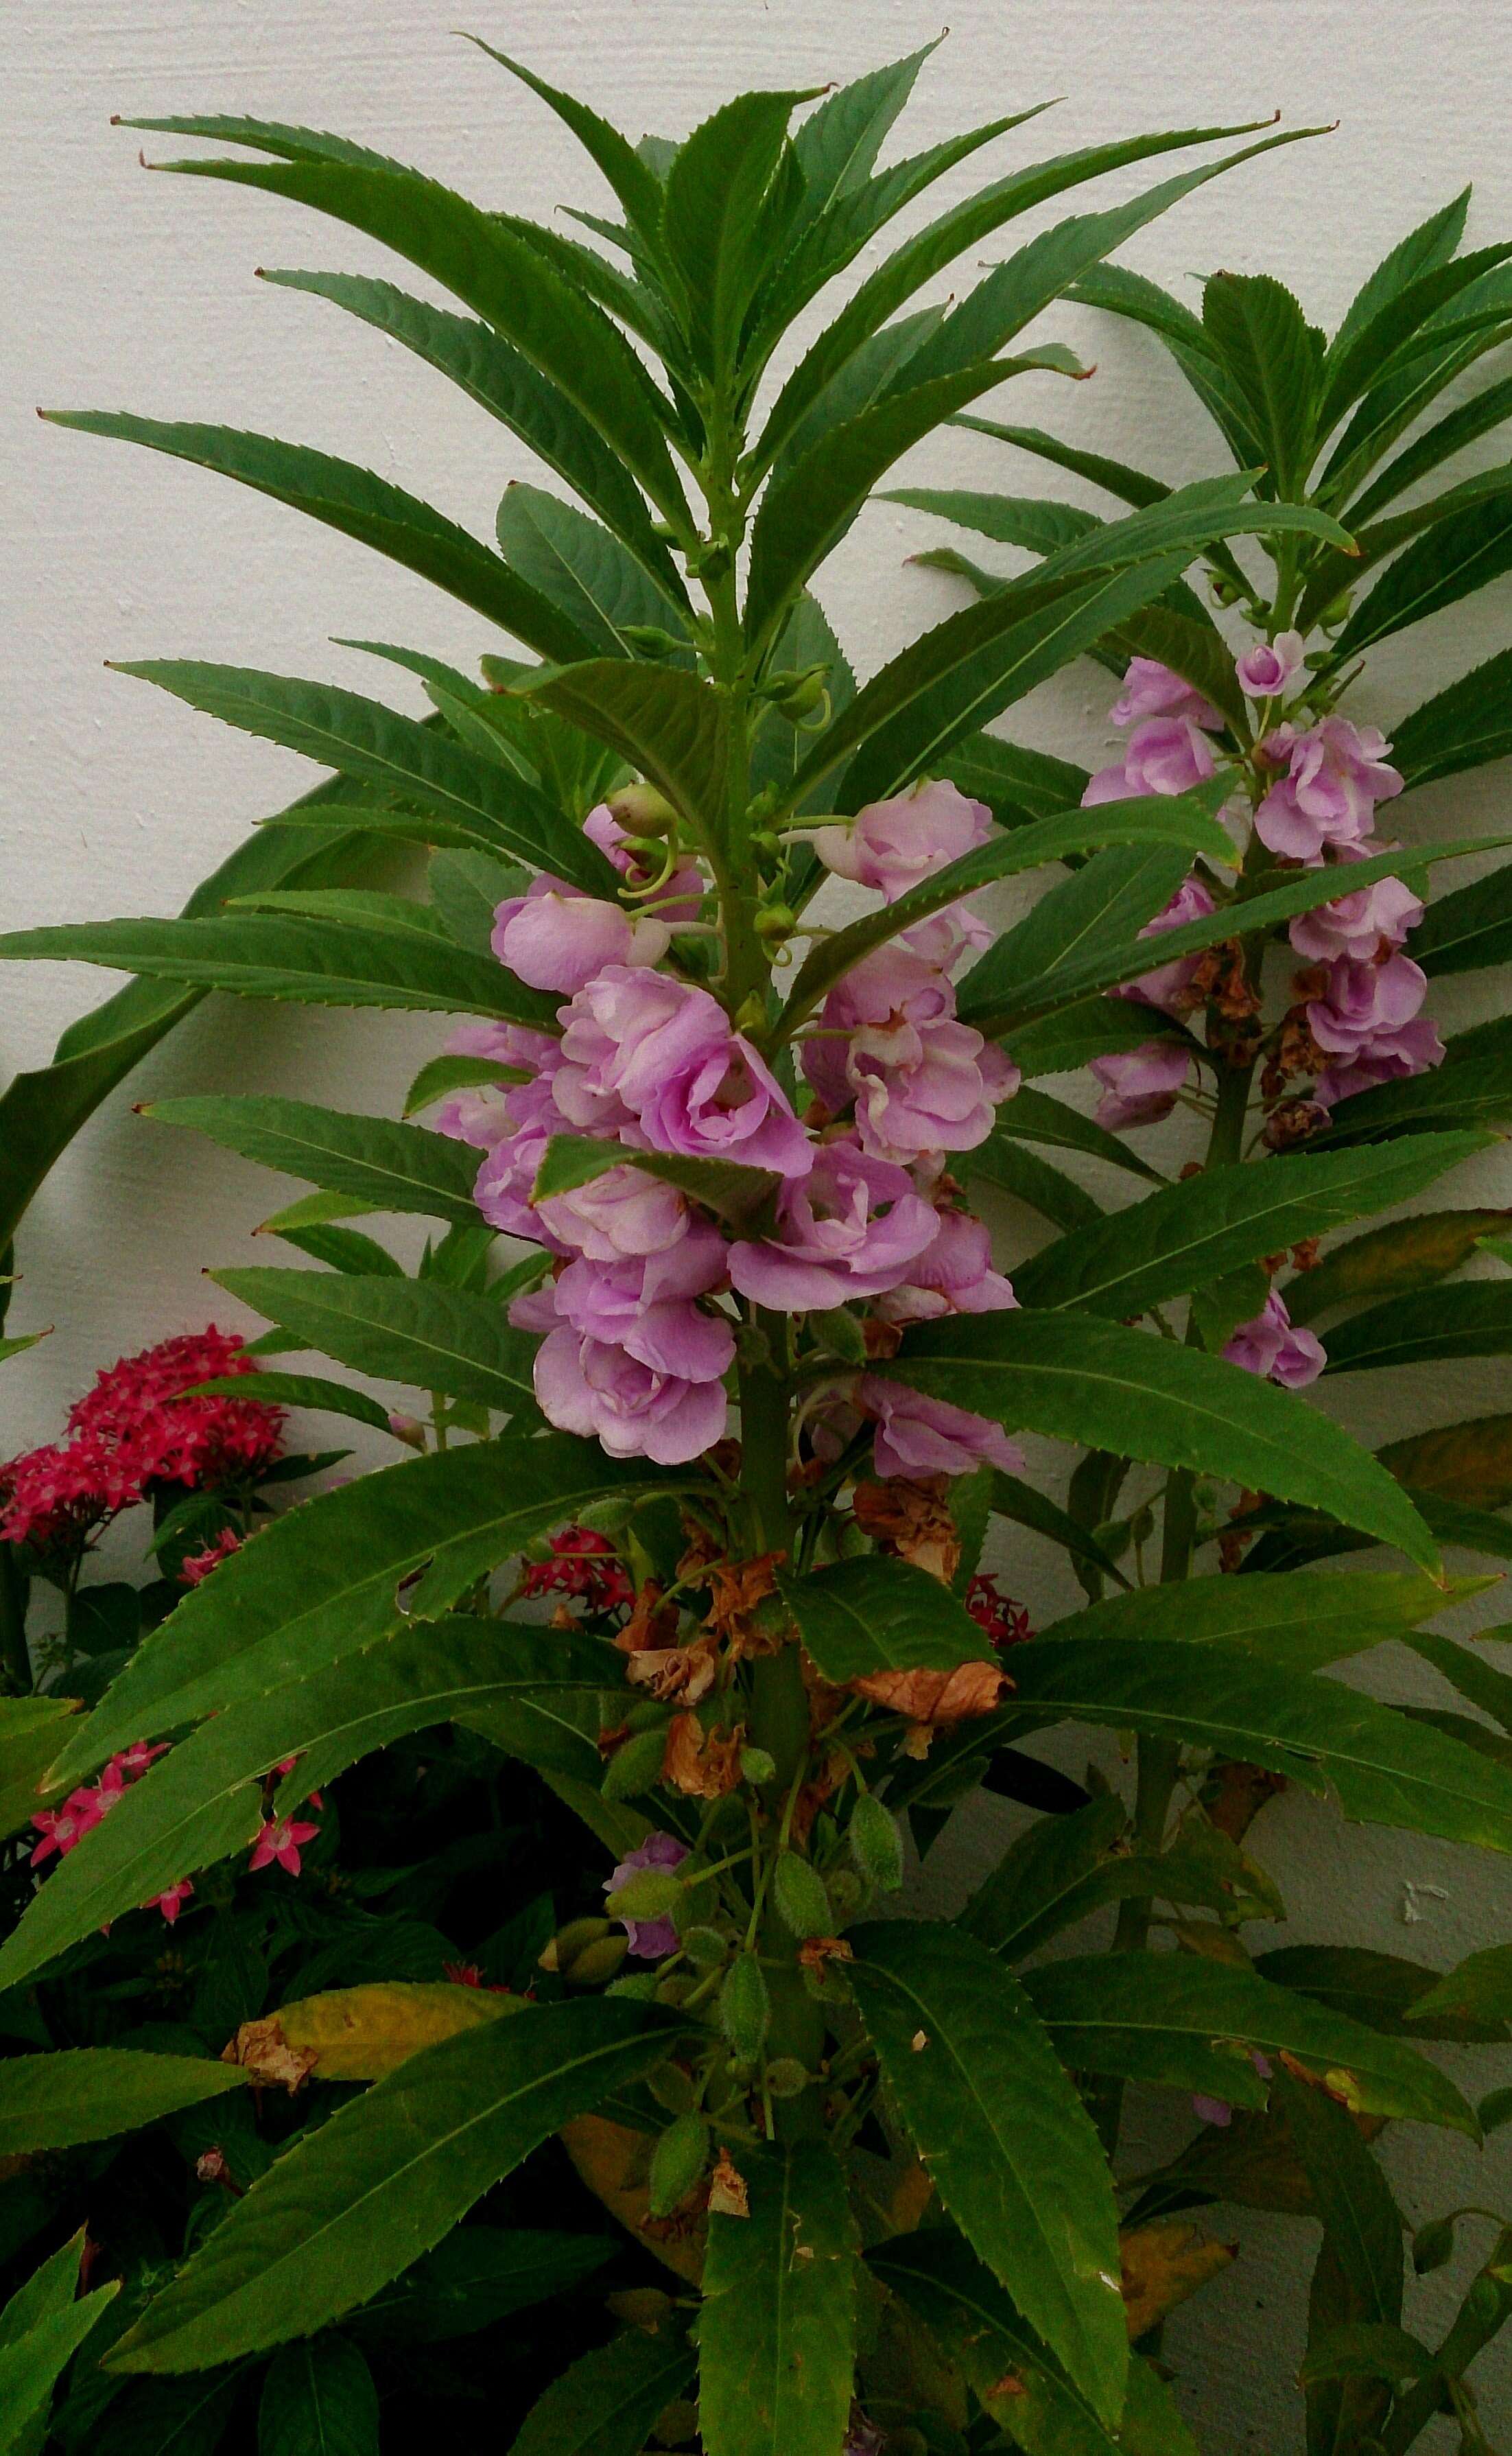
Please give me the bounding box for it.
[179,1528,244,1587]
[519,1525,633,1615]
[965,1574,1033,1650]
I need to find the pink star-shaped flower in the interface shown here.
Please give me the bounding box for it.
[248,1816,320,1878]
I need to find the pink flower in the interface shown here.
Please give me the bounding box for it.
[858,1379,1024,1480]
[584,804,704,924]
[433,1022,559,1151]
[802,944,1019,1166]
[492,877,668,995]
[1255,718,1403,863]
[532,1235,735,1383]
[1306,951,1444,1107]
[1288,874,1423,964]
[1115,874,1218,1012]
[727,1141,938,1311]
[1223,1290,1326,1389]
[534,1329,729,1464]
[179,1527,242,1587]
[1111,657,1223,731]
[873,1207,1018,1324]
[1236,630,1305,699]
[604,1831,688,1960]
[1123,716,1218,799]
[248,1816,320,1878]
[535,1166,696,1265]
[1089,1040,1192,1130]
[558,971,811,1177]
[811,780,991,901]
[29,1743,169,1865]
[148,1878,193,1925]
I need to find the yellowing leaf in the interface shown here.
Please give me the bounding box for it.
[1118,2219,1237,2339]
[229,1982,520,2086]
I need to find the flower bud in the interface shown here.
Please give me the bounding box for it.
[772,1850,833,1940]
[827,1867,866,1921]
[386,1412,426,1451]
[605,782,678,838]
[718,1952,770,2063]
[765,664,829,721]
[606,2288,674,2328]
[602,1727,670,1802]
[755,904,797,944]
[848,1794,904,1892]
[764,2056,810,2101]
[648,2112,709,2217]
[539,1913,614,1974]
[683,1924,728,1970]
[606,1972,661,2001]
[737,1746,777,1788]
[605,1867,685,1919]
[565,1933,629,1987]
[621,624,687,658]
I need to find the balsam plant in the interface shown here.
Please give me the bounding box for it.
[4,42,1512,2455]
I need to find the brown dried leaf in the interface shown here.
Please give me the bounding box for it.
[223,2016,316,2096]
[662,1714,745,1799]
[851,1660,1007,1725]
[707,2146,750,2219]
[853,1477,960,1584]
[1119,2219,1237,2339]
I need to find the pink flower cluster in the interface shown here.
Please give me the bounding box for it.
[1,1330,284,1554]
[1222,1289,1325,1390]
[434,787,1024,1475]
[30,1740,193,1925]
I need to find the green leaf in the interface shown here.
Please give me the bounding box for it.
[777,1558,995,1685]
[664,90,812,374]
[970,1132,1106,1229]
[1275,2068,1403,2328]
[0,2052,244,2155]
[154,150,688,526]
[698,2140,856,2456]
[0,2263,119,2456]
[0,913,556,1028]
[1314,1011,1512,1145]
[1324,1281,1512,1375]
[1012,1134,1487,1320]
[1327,190,1469,367]
[1346,373,1512,530]
[1021,1954,1474,2131]
[960,1792,1129,1957]
[209,1268,539,1416]
[1006,1638,1512,1858]
[0,1622,622,1991]
[776,776,1234,1037]
[465,43,669,257]
[1406,1941,1512,2026]
[1253,1945,1507,2042]
[960,841,1194,1040]
[510,2326,696,2456]
[531,1132,775,1227]
[0,1696,78,1840]
[1413,850,1512,976]
[516,661,726,847]
[258,270,683,596]
[44,414,596,664]
[1039,1567,1469,1672]
[109,2000,683,2372]
[1069,261,1265,466]
[44,1436,659,1787]
[495,484,688,659]
[1333,491,1512,658]
[848,1921,1126,2424]
[143,1095,484,1224]
[111,660,615,891]
[888,1309,1437,1569]
[1283,1209,1509,1324]
[353,2227,612,2343]
[258,2337,377,2456]
[1201,273,1323,495]
[187,1370,394,1435]
[987,1084,1165,1186]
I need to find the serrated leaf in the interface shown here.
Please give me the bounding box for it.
[985,1467,1133,1588]
[496,483,688,659]
[0,2052,244,2155]
[1334,491,1512,658]
[888,1309,1437,1569]
[1324,1280,1512,1374]
[145,1095,484,1223]
[511,2324,696,2456]
[1283,1208,1510,1324]
[515,661,726,847]
[353,2226,611,2343]
[664,89,814,374]
[698,2140,856,2456]
[189,1369,394,1434]
[1253,1945,1507,2042]
[258,2336,377,2456]
[989,1084,1165,1184]
[108,2001,683,2372]
[1313,1011,1512,1145]
[1201,273,1323,495]
[209,1267,539,1415]
[960,839,1194,1038]
[777,1558,994,1684]
[1038,1568,1469,1671]
[1413,847,1512,974]
[849,1921,1126,2423]
[969,1130,1106,1230]
[1021,1954,1474,2131]
[531,1132,775,1226]
[0,1696,78,1840]
[1405,1941,1512,2025]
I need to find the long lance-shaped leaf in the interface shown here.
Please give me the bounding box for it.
[463,42,670,264]
[1317,237,1512,433]
[1037,1569,1480,1674]
[698,2140,857,2456]
[1332,492,1512,659]
[108,2000,685,2372]
[0,1621,623,1992]
[988,1083,1166,1186]
[496,484,692,660]
[1297,461,1512,635]
[1311,1013,1512,1145]
[1393,647,1512,794]
[960,833,1512,1033]
[1201,272,1323,499]
[532,1133,777,1227]
[775,777,1234,1039]
[1067,259,1267,466]
[750,117,1289,478]
[1345,372,1512,530]
[258,270,685,600]
[787,42,941,226]
[965,839,1195,1046]
[208,1267,541,1415]
[186,1369,394,1435]
[141,148,691,531]
[1012,1133,1489,1319]
[514,662,727,845]
[512,2328,698,2456]
[847,1921,1127,2424]
[46,1436,663,1786]
[1019,1952,1476,2132]
[886,1310,1437,1569]
[1325,189,1469,372]
[1007,1638,1512,1860]
[41,415,598,664]
[1323,1281,1512,1375]
[663,90,818,378]
[1281,1211,1512,1325]
[142,1095,484,1224]
[0,775,389,1255]
[1316,294,1512,515]
[777,1558,995,1684]
[0,2052,246,2155]
[110,661,617,893]
[0,914,558,1029]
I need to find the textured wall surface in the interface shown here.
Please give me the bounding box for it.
[3,4,1511,2444]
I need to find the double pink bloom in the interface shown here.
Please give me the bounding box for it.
[1255,716,1404,864]
[801,939,1019,1165]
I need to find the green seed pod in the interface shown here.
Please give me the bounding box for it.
[655,1973,695,2007]
[566,1933,629,1987]
[620,624,687,658]
[648,2112,710,2217]
[755,902,797,944]
[647,2059,696,2115]
[1412,2214,1456,2274]
[826,1867,865,1922]
[683,1924,728,1971]
[624,1697,672,1735]
[606,1867,685,1920]
[718,1952,770,2063]
[602,1728,669,1801]
[606,1972,661,2002]
[764,2056,810,2101]
[606,781,678,836]
[737,1746,777,1788]
[772,1850,833,1940]
[541,1914,614,1974]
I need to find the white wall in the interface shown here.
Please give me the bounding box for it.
[3,3,1511,2445]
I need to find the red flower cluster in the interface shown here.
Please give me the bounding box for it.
[965,1574,1033,1650]
[0,1329,283,1553]
[180,1527,244,1587]
[31,1741,169,1867]
[519,1525,633,1615]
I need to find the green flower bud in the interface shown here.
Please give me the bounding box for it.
[606,1972,661,2001]
[565,1933,629,1987]
[606,1867,685,1920]
[826,1868,866,1921]
[654,1972,695,2007]
[772,1850,833,1940]
[602,1728,670,1802]
[624,1697,672,1735]
[621,624,687,658]
[718,1952,770,2063]
[648,2112,709,2217]
[764,2056,810,2101]
[1412,2214,1456,2274]
[540,1914,614,1974]
[606,782,678,837]
[812,1306,866,1365]
[848,1792,903,1890]
[733,992,769,1037]
[647,2061,695,2114]
[683,1924,728,1970]
[755,903,797,944]
[737,1746,777,1788]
